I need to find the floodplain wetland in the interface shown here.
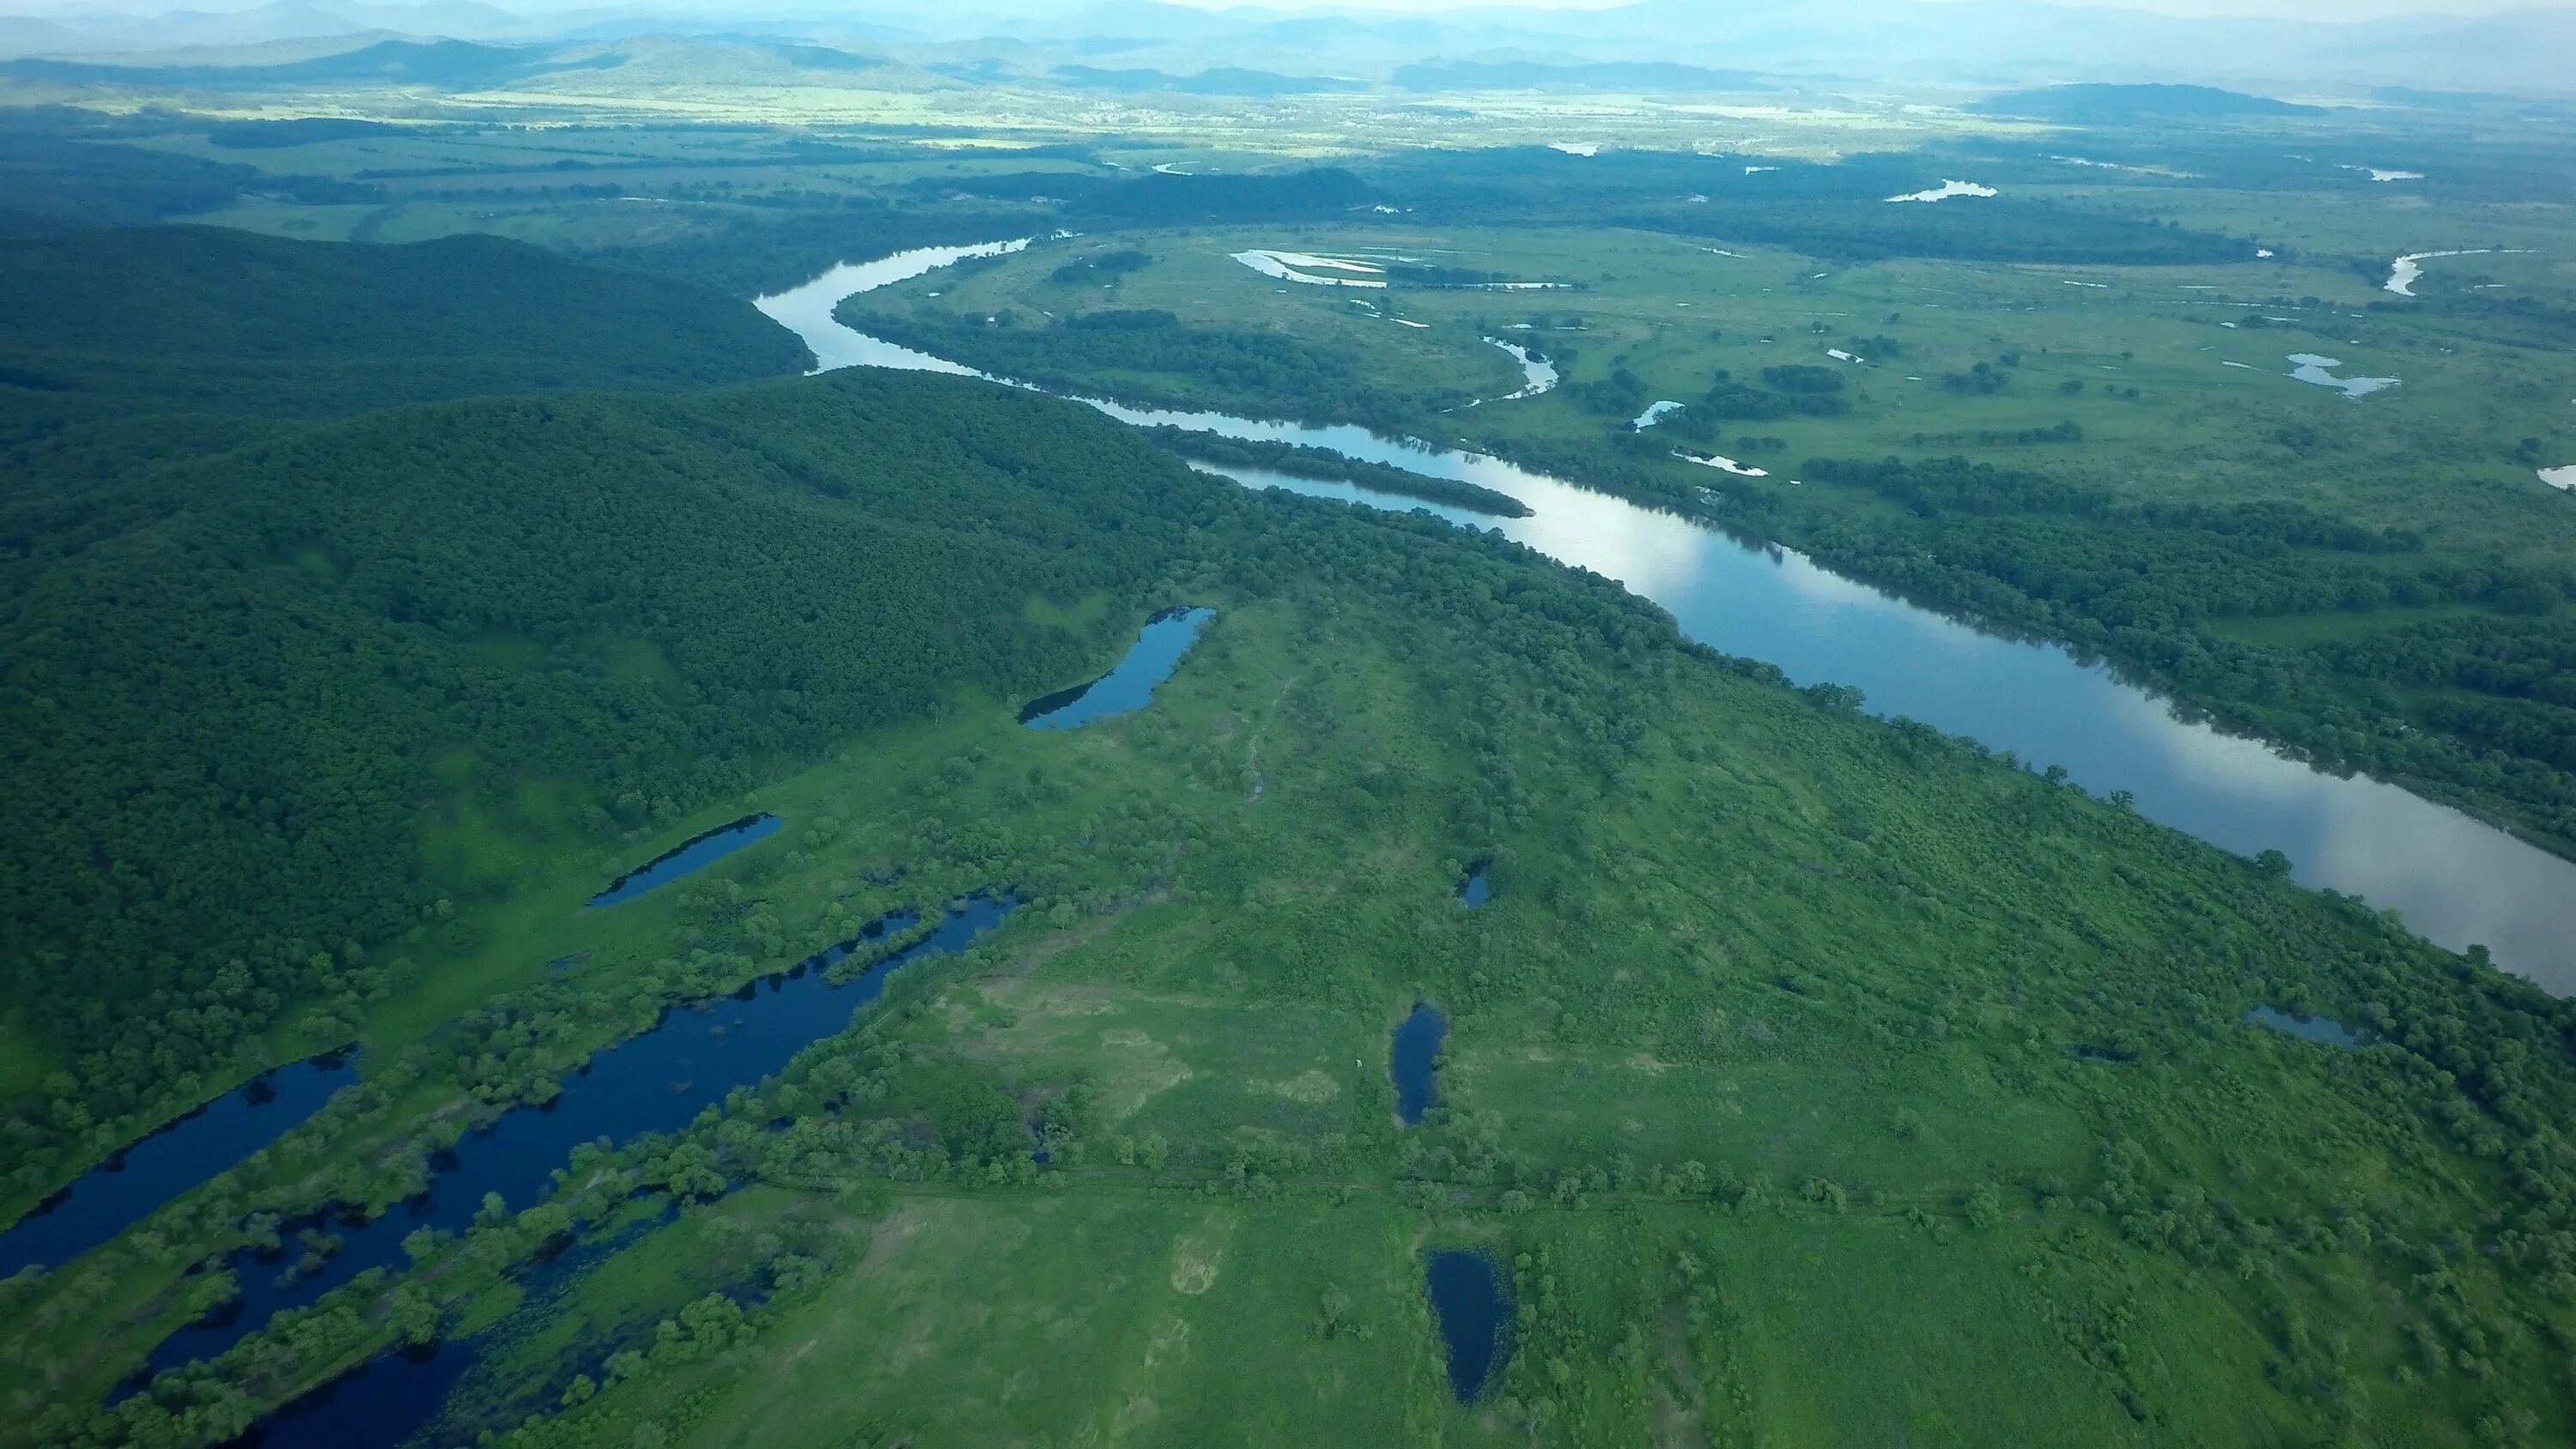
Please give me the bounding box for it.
[3,61,2576,1449]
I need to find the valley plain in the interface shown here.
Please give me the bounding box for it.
[3,31,2576,1449]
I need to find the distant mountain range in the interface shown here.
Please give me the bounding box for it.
[1388,60,1773,93]
[0,0,523,51]
[1,0,2570,95]
[0,35,605,85]
[1050,62,1364,95]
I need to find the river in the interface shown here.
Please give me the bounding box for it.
[755,246,2576,993]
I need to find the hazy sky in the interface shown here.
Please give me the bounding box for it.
[1035,0,2549,13]
[793,0,2575,21]
[16,0,2556,24]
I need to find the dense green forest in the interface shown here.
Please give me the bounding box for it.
[0,370,1205,1216]
[0,227,811,418]
[844,303,1483,430]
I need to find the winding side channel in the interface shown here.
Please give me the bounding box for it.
[589,813,781,906]
[143,897,1015,1377]
[758,247,2576,993]
[0,1052,356,1278]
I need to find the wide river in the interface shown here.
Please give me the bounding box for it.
[758,245,2576,993]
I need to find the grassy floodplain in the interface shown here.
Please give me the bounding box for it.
[842,185,2576,856]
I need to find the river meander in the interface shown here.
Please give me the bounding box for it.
[756,246,2576,993]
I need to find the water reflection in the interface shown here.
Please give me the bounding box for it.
[755,242,1029,373]
[757,246,2576,994]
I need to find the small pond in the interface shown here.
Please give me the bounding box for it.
[1631,401,1686,430]
[2541,466,2575,494]
[1390,1003,1447,1126]
[589,814,782,906]
[2286,354,2399,399]
[1019,608,1213,730]
[2246,1004,2372,1049]
[145,897,1015,1376]
[1458,863,1492,909]
[0,1051,357,1279]
[1425,1249,1510,1403]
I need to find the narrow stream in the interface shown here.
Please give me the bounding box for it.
[589,814,781,906]
[756,246,2576,993]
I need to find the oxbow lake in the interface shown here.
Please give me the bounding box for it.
[755,247,2576,994]
[1018,608,1214,729]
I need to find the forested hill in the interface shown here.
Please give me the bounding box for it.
[0,369,1212,1209]
[1971,83,2328,122]
[0,226,811,419]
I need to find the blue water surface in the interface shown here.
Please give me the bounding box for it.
[0,1052,357,1279]
[1425,1249,1510,1402]
[1019,609,1212,729]
[1390,1003,1447,1127]
[146,896,1014,1377]
[589,814,782,906]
